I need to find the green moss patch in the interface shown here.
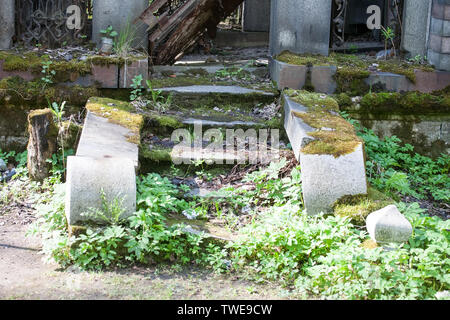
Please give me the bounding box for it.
[86,55,147,68]
[0,51,91,77]
[356,91,450,115]
[86,97,144,145]
[0,51,46,72]
[286,90,339,111]
[333,187,395,225]
[335,67,370,96]
[0,76,99,107]
[140,145,172,163]
[0,51,148,82]
[286,90,362,157]
[377,60,434,83]
[361,239,379,249]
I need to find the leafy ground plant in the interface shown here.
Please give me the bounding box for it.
[296,203,449,299]
[29,133,448,299]
[32,173,222,271]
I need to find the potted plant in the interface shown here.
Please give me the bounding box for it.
[100,25,118,54]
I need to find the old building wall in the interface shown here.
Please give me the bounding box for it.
[428,0,450,71]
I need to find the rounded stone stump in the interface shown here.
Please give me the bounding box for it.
[92,0,149,50]
[0,0,15,50]
[65,156,137,226]
[27,109,58,182]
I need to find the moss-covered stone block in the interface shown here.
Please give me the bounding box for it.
[286,90,362,157]
[283,92,368,215]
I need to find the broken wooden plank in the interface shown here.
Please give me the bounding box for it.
[136,0,169,26]
[149,0,200,45]
[138,0,245,65]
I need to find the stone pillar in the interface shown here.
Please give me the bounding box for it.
[92,0,148,50]
[0,0,15,50]
[402,0,432,58]
[428,0,450,71]
[243,0,271,32]
[269,0,332,57]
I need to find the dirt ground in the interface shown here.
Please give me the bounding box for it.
[0,212,291,300]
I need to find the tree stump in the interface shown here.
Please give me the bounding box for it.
[27,109,58,182]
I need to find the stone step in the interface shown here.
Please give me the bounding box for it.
[140,90,283,135]
[158,85,276,97]
[140,140,283,168]
[152,61,268,78]
[181,118,260,129]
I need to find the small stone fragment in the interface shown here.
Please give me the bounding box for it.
[366,205,413,244]
[0,159,6,171]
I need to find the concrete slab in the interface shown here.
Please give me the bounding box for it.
[92,0,148,50]
[182,118,259,127]
[0,0,14,50]
[76,112,139,169]
[66,156,136,225]
[66,98,142,225]
[243,0,271,32]
[300,144,368,215]
[159,85,276,96]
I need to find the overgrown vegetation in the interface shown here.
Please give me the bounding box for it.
[343,113,450,203]
[29,150,449,299]
[31,173,220,270]
[0,66,447,299]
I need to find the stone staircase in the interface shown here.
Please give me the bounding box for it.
[138,83,284,170]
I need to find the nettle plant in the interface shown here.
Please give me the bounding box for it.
[41,61,56,87]
[100,25,118,40]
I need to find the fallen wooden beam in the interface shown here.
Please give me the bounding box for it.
[138,0,245,65]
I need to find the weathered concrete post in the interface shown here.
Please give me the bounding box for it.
[0,0,15,50]
[92,0,149,50]
[269,0,332,57]
[427,0,450,71]
[27,110,58,182]
[243,0,271,32]
[401,0,432,58]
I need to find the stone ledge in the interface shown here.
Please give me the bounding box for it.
[270,58,450,93]
[0,55,148,89]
